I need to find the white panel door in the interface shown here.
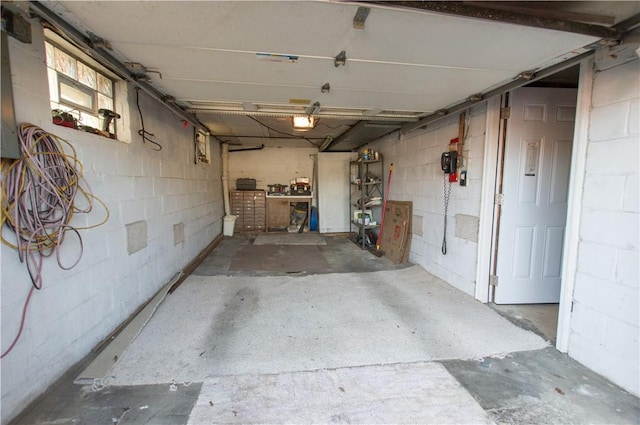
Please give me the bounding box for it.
[495,87,577,304]
[318,152,357,233]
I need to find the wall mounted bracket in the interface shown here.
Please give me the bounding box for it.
[353,6,371,29]
[88,32,111,49]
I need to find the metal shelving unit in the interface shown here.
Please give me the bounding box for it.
[349,157,384,249]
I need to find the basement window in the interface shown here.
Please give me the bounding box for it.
[45,38,116,137]
[195,130,211,164]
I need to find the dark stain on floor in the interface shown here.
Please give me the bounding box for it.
[229,244,330,273]
[441,347,640,425]
[11,377,202,425]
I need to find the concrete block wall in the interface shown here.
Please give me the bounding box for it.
[229,147,318,190]
[0,22,223,423]
[568,57,639,396]
[370,104,488,296]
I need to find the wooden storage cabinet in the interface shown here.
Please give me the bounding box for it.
[230,190,266,232]
[266,196,312,231]
[266,198,291,229]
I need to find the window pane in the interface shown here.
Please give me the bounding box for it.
[54,48,77,79]
[78,62,96,89]
[60,81,93,110]
[45,42,55,68]
[97,73,112,97]
[97,93,113,110]
[80,113,100,130]
[47,68,59,102]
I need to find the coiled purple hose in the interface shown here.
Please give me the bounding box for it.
[1,123,109,358]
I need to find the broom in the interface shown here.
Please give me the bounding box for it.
[369,163,393,257]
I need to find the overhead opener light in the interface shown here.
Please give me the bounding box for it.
[292,115,315,130]
[293,101,320,130]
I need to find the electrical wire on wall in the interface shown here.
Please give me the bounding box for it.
[314,119,347,130]
[0,123,109,358]
[136,89,163,151]
[246,116,320,148]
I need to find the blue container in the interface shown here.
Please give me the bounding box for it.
[310,207,318,231]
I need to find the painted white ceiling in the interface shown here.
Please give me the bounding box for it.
[48,1,609,149]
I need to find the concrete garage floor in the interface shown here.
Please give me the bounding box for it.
[491,303,560,344]
[9,234,639,425]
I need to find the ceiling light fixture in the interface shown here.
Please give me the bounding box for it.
[292,115,315,130]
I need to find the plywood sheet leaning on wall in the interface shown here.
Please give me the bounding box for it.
[379,201,412,263]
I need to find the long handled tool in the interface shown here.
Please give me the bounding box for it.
[369,163,393,257]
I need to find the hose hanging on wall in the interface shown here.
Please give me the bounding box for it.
[442,174,451,255]
[0,123,109,358]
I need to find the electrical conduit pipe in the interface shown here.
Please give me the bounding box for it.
[221,143,236,235]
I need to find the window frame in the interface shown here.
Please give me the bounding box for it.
[57,73,97,114]
[44,30,118,136]
[195,130,211,164]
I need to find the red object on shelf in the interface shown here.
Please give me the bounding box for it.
[52,116,76,128]
[52,110,77,129]
[449,137,459,182]
[376,163,394,251]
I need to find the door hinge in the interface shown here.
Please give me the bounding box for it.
[489,275,499,287]
[495,193,504,206]
[500,107,511,120]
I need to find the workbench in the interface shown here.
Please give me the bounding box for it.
[266,194,312,232]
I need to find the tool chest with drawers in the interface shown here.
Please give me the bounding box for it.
[231,190,266,232]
